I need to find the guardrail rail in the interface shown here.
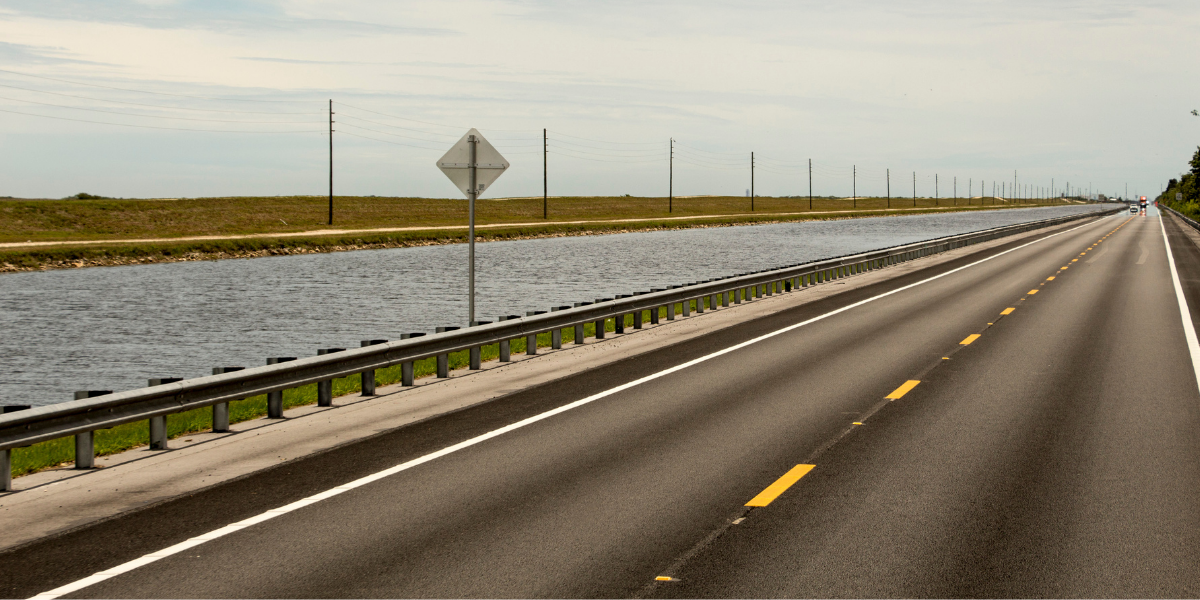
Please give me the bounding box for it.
[0,207,1121,491]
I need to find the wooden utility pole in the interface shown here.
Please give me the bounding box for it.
[669,138,673,213]
[750,152,755,211]
[852,165,856,209]
[543,128,547,219]
[328,99,334,226]
[808,158,812,210]
[887,168,890,208]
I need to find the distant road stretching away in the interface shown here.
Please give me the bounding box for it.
[7,208,1200,598]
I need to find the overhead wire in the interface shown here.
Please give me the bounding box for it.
[0,82,324,115]
[0,94,320,124]
[0,106,323,133]
[0,67,321,104]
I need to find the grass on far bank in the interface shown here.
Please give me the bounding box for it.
[12,302,728,478]
[0,195,1063,272]
[1,194,1052,244]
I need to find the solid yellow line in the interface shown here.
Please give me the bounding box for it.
[886,380,921,399]
[1028,289,1039,294]
[960,334,981,345]
[746,464,815,507]
[1001,307,1015,315]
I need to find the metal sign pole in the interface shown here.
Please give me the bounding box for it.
[468,134,477,325]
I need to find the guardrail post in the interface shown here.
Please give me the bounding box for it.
[70,391,110,467]
[359,339,387,394]
[615,295,630,331]
[147,378,183,449]
[494,318,517,360]
[265,357,297,418]
[695,294,705,313]
[435,328,458,374]
[469,321,491,368]
[593,299,611,338]
[0,406,28,489]
[573,302,592,341]
[649,291,664,324]
[524,313,544,355]
[210,367,244,431]
[550,307,571,347]
[315,349,345,406]
[399,333,426,383]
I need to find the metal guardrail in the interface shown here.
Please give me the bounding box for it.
[1161,204,1200,231]
[0,207,1120,490]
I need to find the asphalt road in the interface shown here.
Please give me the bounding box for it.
[7,208,1200,598]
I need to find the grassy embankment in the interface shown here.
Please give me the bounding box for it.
[0,195,1054,271]
[13,302,722,478]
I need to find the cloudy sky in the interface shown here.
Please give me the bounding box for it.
[0,0,1196,200]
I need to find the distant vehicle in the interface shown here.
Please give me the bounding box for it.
[1130,204,1139,214]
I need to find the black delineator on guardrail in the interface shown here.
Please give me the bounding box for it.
[0,208,1121,492]
[1161,205,1200,232]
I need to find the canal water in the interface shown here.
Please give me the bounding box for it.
[1,205,1109,407]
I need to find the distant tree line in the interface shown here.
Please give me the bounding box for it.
[1158,146,1200,219]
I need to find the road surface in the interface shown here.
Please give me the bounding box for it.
[5,208,1200,598]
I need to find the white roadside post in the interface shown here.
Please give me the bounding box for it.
[437,129,510,324]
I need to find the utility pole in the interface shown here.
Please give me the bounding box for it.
[328,99,334,226]
[969,178,972,204]
[543,128,548,219]
[935,174,939,204]
[750,152,755,211]
[913,171,916,207]
[467,134,478,325]
[953,176,956,205]
[669,138,674,213]
[887,168,891,208]
[808,158,813,210]
[1014,170,1018,204]
[852,165,856,209]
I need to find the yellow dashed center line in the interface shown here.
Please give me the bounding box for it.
[1001,307,1015,315]
[1028,289,1039,294]
[886,380,921,399]
[745,464,815,507]
[852,421,863,425]
[1047,276,1055,281]
[1071,259,1078,262]
[961,334,981,345]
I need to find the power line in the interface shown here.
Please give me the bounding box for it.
[0,67,321,103]
[333,101,536,135]
[548,130,666,146]
[0,106,323,133]
[547,143,664,159]
[550,136,668,153]
[0,83,324,115]
[0,95,320,124]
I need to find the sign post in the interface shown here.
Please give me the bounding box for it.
[437,129,509,325]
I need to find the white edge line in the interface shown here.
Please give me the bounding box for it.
[29,215,1105,600]
[1159,216,1200,393]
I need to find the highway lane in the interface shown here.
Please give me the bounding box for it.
[4,210,1176,598]
[651,211,1200,598]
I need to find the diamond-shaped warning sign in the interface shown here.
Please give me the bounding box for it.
[436,128,509,197]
